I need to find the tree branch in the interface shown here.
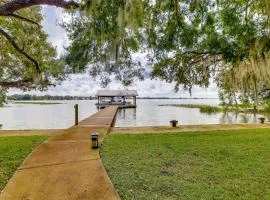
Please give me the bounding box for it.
[0,26,41,73]
[183,51,222,55]
[0,79,55,89]
[0,0,80,16]
[8,13,40,27]
[0,79,34,89]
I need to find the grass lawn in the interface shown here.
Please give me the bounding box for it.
[0,135,47,191]
[101,129,270,200]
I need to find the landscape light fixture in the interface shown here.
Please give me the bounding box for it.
[91,133,99,148]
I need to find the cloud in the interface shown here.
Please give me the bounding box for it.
[8,7,219,98]
[41,6,70,55]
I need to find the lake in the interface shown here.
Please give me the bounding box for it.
[0,99,267,130]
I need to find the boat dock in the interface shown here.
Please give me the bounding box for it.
[95,89,137,109]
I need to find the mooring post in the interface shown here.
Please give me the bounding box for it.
[74,104,78,125]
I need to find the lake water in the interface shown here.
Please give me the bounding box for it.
[115,99,267,127]
[0,100,98,130]
[0,99,267,130]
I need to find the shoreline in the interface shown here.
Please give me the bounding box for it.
[111,123,270,134]
[0,129,64,137]
[2,123,270,136]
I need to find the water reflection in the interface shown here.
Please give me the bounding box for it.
[0,99,267,129]
[118,108,137,120]
[0,100,98,130]
[115,99,267,127]
[219,112,258,124]
[263,113,270,122]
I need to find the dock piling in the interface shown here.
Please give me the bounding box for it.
[74,104,78,125]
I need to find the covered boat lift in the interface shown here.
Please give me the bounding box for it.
[95,90,138,108]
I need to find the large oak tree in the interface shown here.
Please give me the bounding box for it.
[0,0,80,104]
[0,0,79,87]
[65,0,270,89]
[1,0,270,105]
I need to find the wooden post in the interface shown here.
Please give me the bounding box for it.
[134,96,136,105]
[74,104,78,125]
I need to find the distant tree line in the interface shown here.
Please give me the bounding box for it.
[8,94,95,101]
[137,97,216,99]
[6,94,216,101]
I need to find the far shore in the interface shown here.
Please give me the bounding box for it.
[13,101,63,105]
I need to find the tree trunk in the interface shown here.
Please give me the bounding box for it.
[233,92,238,108]
[252,75,259,111]
[0,0,79,16]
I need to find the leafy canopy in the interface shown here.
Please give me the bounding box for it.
[0,0,269,104]
[65,0,270,92]
[0,5,65,90]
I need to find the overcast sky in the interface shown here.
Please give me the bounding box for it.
[10,6,218,98]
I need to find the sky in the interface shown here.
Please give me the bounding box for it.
[10,6,219,98]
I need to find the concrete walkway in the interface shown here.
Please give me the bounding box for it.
[0,106,120,200]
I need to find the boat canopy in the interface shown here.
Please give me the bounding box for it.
[96,90,138,97]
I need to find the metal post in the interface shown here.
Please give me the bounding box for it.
[74,104,78,125]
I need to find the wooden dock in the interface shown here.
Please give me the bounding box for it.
[96,104,136,109]
[0,106,120,200]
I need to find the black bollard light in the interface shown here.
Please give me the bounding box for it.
[91,133,99,148]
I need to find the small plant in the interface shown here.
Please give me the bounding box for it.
[170,120,178,127]
[258,117,266,124]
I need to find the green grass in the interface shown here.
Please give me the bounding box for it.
[13,101,62,105]
[101,129,270,200]
[198,105,223,113]
[158,103,270,114]
[159,104,223,113]
[0,135,47,190]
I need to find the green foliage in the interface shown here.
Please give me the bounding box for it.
[1,0,269,105]
[214,0,270,106]
[65,0,270,93]
[0,6,66,94]
[262,101,270,113]
[0,88,6,106]
[159,104,223,113]
[8,94,94,100]
[64,0,146,86]
[102,129,270,199]
[0,135,47,190]
[199,105,222,113]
